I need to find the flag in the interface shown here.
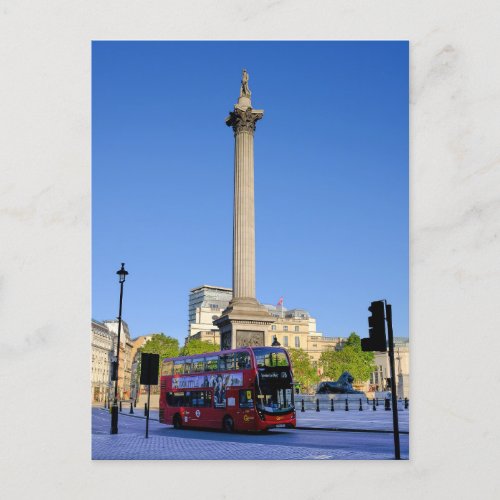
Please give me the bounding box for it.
[277,297,283,307]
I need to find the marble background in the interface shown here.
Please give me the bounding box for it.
[1,1,499,498]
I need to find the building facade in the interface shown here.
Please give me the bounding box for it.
[129,334,155,400]
[91,319,115,403]
[103,319,134,400]
[370,337,410,398]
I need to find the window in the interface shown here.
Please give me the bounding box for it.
[283,336,288,347]
[254,348,289,367]
[205,356,218,371]
[161,360,173,376]
[219,353,235,371]
[167,390,212,407]
[166,391,185,406]
[192,357,205,372]
[295,336,300,348]
[239,389,254,408]
[191,390,212,407]
[294,326,299,332]
[184,359,192,374]
[271,325,276,331]
[235,351,251,369]
[173,360,184,375]
[283,325,288,331]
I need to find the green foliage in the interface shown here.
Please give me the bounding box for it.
[141,333,179,359]
[288,348,320,394]
[138,333,179,379]
[179,338,219,356]
[319,332,375,383]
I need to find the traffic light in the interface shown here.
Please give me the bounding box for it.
[111,360,118,381]
[362,300,387,351]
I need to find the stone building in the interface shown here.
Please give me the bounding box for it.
[91,319,115,403]
[370,337,410,398]
[103,319,134,400]
[129,334,154,400]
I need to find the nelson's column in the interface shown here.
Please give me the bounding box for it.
[213,70,275,350]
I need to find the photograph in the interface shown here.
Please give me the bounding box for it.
[91,41,409,460]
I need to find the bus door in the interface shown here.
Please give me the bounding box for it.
[235,389,256,430]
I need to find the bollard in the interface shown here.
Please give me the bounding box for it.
[331,399,334,412]
[103,397,107,409]
[316,399,320,412]
[134,398,137,408]
[144,402,148,417]
[345,398,349,411]
[385,398,390,411]
[119,400,122,412]
[359,398,363,411]
[129,402,134,414]
[372,398,376,411]
[301,399,305,412]
[376,398,379,407]
[404,397,409,410]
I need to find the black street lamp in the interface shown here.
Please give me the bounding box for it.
[111,262,128,434]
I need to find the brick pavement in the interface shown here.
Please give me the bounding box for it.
[92,433,396,460]
[92,408,408,460]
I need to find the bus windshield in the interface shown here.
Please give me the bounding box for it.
[253,347,289,368]
[252,347,294,412]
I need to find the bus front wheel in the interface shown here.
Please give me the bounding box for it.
[223,415,234,433]
[173,414,182,430]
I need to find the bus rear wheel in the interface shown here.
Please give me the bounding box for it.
[223,415,234,433]
[173,414,182,430]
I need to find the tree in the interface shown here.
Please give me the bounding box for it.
[288,348,320,394]
[137,333,179,382]
[141,333,179,358]
[319,332,376,383]
[179,338,218,356]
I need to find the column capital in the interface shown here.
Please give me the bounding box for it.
[226,107,264,135]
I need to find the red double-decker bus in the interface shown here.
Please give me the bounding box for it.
[159,346,296,432]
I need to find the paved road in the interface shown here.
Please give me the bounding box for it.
[100,403,409,432]
[92,408,409,460]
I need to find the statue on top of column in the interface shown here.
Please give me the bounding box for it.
[240,69,251,98]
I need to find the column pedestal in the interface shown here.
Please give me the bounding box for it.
[213,298,275,350]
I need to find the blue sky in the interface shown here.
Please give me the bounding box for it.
[92,41,408,343]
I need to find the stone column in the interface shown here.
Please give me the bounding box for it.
[214,71,275,350]
[226,107,263,300]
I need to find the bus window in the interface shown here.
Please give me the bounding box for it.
[184,359,192,374]
[192,357,205,372]
[173,360,184,375]
[255,349,289,368]
[219,354,235,371]
[161,360,173,376]
[236,352,251,369]
[167,391,185,407]
[205,356,218,371]
[192,390,213,407]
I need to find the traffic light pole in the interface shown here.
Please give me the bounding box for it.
[386,303,401,460]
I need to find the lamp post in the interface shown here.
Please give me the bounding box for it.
[110,263,128,434]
